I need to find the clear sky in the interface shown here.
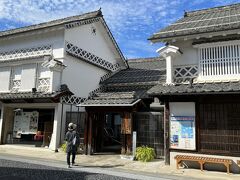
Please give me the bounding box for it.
[0,0,239,59]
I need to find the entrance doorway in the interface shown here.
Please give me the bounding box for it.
[96,113,122,153]
[6,108,54,147]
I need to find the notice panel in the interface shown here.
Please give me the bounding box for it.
[170,116,195,150]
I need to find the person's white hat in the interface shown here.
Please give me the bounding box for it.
[68,122,76,130]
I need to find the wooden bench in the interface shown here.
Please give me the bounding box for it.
[175,155,232,174]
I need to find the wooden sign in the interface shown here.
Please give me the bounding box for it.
[121,113,132,134]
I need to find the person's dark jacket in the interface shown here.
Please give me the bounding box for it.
[65,130,80,153]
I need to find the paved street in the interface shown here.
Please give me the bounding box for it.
[0,158,135,180]
[0,155,187,180]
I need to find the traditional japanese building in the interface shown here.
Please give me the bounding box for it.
[148,3,240,172]
[0,10,126,151]
[80,57,166,157]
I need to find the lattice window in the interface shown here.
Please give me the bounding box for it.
[11,80,21,92]
[199,44,240,77]
[0,45,52,61]
[37,78,50,92]
[61,95,86,105]
[65,42,120,72]
[174,65,198,83]
[10,66,22,92]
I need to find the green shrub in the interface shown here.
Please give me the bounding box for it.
[61,141,67,153]
[135,146,156,162]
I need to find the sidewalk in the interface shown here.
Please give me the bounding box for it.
[0,145,239,180]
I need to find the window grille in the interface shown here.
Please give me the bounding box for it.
[10,66,22,92]
[37,65,51,92]
[199,44,240,77]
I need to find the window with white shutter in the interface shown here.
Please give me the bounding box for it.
[0,67,11,92]
[37,65,51,92]
[20,64,36,91]
[198,42,240,80]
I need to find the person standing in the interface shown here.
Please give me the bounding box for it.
[65,122,80,168]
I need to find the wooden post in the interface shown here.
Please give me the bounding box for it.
[121,112,132,154]
[83,112,89,155]
[87,113,93,155]
[164,101,170,165]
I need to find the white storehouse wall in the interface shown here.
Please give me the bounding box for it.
[62,55,107,97]
[64,21,121,66]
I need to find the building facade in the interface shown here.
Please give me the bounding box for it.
[148,3,240,172]
[80,57,166,157]
[0,10,126,151]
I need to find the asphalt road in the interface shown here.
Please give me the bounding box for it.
[0,158,135,180]
[0,154,199,180]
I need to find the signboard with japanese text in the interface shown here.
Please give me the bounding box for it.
[169,102,196,150]
[13,111,39,138]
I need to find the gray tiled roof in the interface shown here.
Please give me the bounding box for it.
[102,57,166,86]
[81,91,145,106]
[149,3,240,41]
[0,10,102,38]
[0,90,73,102]
[102,68,166,85]
[81,57,166,106]
[127,57,165,70]
[147,81,240,96]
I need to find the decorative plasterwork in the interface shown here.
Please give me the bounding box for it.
[42,58,66,72]
[99,71,118,83]
[0,45,52,62]
[88,86,106,98]
[65,17,101,29]
[10,80,21,93]
[65,17,126,66]
[65,42,120,72]
[61,95,86,105]
[156,45,181,58]
[37,78,51,92]
[174,65,198,83]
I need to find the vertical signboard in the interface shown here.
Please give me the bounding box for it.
[169,102,196,150]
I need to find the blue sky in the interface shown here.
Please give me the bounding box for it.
[0,0,239,59]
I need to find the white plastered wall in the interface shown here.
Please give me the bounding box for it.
[0,29,64,59]
[172,40,198,66]
[64,21,123,66]
[61,55,107,97]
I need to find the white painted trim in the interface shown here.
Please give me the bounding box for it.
[193,39,240,48]
[156,45,180,58]
[78,99,141,107]
[0,45,52,62]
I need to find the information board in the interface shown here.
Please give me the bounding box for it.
[13,111,39,138]
[170,116,196,150]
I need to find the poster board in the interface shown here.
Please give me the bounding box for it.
[170,116,195,150]
[13,111,39,138]
[169,102,196,150]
